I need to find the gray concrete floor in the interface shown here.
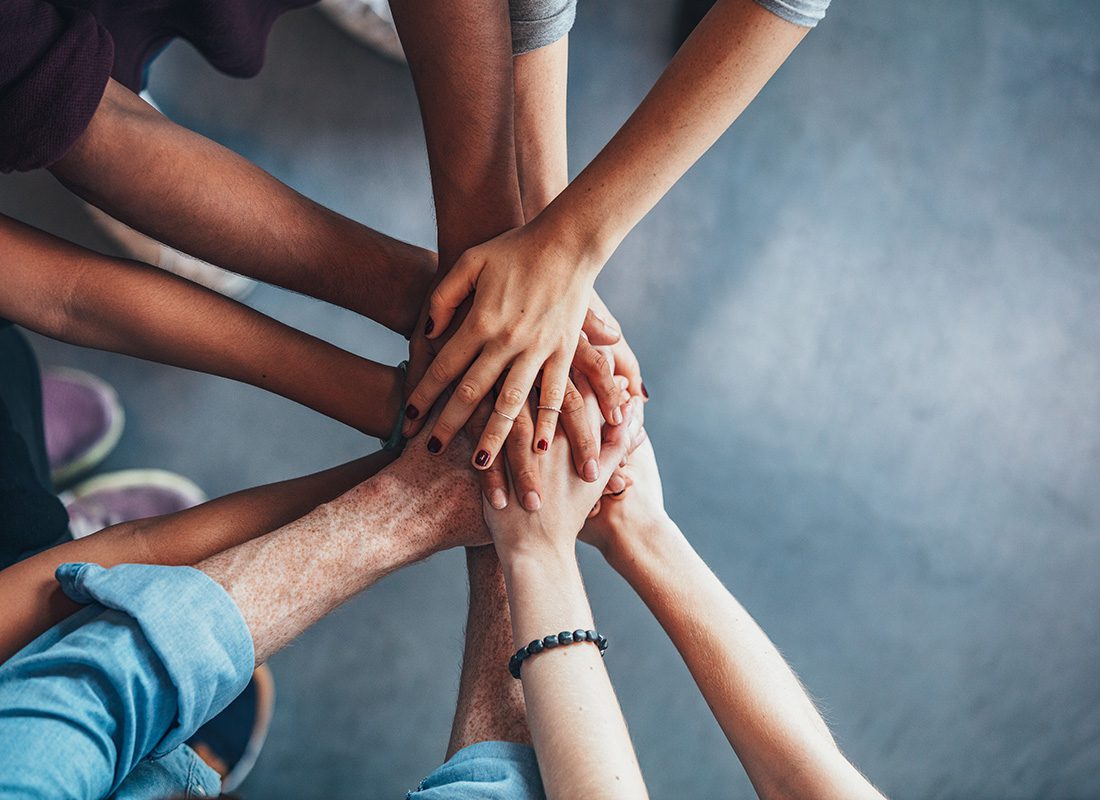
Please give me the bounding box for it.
[2,1,1098,797]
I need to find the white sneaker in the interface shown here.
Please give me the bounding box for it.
[318,0,406,62]
[81,91,258,301]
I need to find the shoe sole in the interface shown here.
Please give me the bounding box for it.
[48,368,127,488]
[60,469,207,539]
[221,663,277,793]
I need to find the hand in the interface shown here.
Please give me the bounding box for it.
[484,394,644,560]
[588,289,645,400]
[580,436,668,563]
[402,219,613,472]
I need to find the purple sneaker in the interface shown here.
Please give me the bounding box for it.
[61,469,207,539]
[42,368,125,487]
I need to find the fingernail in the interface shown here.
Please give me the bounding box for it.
[612,406,623,425]
[490,489,508,510]
[427,436,442,454]
[608,474,626,493]
[537,438,549,452]
[583,459,599,482]
[404,404,419,420]
[523,491,542,511]
[475,449,490,467]
[641,382,649,400]
[424,316,435,336]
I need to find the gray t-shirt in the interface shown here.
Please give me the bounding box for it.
[511,0,830,55]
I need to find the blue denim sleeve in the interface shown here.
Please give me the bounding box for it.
[752,0,830,27]
[409,741,546,800]
[0,562,254,799]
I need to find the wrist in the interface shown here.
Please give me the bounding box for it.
[603,513,680,577]
[533,196,616,280]
[499,536,578,581]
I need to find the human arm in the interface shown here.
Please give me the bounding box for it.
[408,0,807,453]
[49,78,435,336]
[485,394,648,798]
[582,442,885,800]
[0,214,404,437]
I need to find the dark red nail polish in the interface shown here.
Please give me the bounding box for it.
[427,436,442,454]
[641,382,649,399]
[537,439,548,452]
[405,404,419,420]
[475,449,490,467]
[424,316,435,336]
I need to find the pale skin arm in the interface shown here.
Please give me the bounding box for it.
[0,214,403,438]
[485,392,648,799]
[51,78,435,337]
[583,442,886,800]
[409,0,807,459]
[0,450,395,663]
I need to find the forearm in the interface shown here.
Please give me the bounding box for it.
[502,544,647,799]
[537,0,807,262]
[200,448,485,664]
[0,215,402,437]
[608,520,882,800]
[0,451,393,663]
[50,79,433,335]
[390,0,525,268]
[513,37,569,221]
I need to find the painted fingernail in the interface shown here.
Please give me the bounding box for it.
[582,459,599,482]
[424,316,435,336]
[427,436,442,454]
[404,404,419,420]
[537,438,549,452]
[490,489,508,510]
[641,382,649,400]
[523,491,542,511]
[612,406,623,425]
[475,449,490,467]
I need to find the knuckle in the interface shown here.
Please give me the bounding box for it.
[455,381,481,406]
[500,386,528,408]
[480,431,506,453]
[562,384,585,413]
[515,468,538,489]
[469,312,495,338]
[428,358,453,385]
[541,383,566,407]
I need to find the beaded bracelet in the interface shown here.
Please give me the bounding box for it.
[509,629,608,679]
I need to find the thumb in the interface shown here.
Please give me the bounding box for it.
[427,252,482,339]
[582,307,621,346]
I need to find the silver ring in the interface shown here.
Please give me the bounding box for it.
[536,405,561,414]
[492,409,517,422]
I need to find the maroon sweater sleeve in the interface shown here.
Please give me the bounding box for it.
[0,1,115,173]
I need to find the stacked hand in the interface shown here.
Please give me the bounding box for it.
[401,220,642,489]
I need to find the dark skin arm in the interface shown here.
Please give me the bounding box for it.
[50,78,435,337]
[0,215,403,438]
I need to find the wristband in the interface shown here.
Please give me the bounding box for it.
[509,629,608,679]
[380,360,409,451]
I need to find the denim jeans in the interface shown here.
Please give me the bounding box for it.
[0,562,253,798]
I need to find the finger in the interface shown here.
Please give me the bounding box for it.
[428,354,509,454]
[402,330,484,438]
[605,469,627,495]
[425,252,482,340]
[560,373,600,482]
[597,397,642,478]
[467,396,510,510]
[533,354,571,455]
[505,403,542,511]
[573,336,621,425]
[613,339,645,398]
[581,307,621,346]
[473,357,542,470]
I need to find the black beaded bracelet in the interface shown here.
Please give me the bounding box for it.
[509,629,608,679]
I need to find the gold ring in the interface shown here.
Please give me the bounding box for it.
[537,405,561,413]
[492,409,517,422]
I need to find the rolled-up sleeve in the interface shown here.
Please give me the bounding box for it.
[0,0,115,172]
[751,0,831,28]
[0,562,253,799]
[509,0,576,55]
